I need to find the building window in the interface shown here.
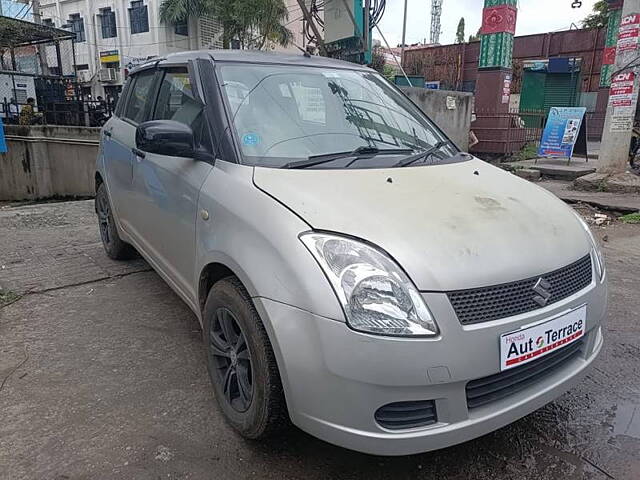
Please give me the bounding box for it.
[129,1,149,34]
[42,18,55,27]
[175,20,188,36]
[99,8,117,38]
[69,14,85,43]
[75,64,89,71]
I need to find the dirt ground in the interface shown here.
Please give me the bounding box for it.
[1,200,639,480]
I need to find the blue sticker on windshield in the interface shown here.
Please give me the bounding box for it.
[242,133,260,146]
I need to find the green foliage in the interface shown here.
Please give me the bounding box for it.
[159,0,292,49]
[513,142,539,162]
[0,289,20,307]
[455,18,465,44]
[159,0,211,22]
[382,64,395,82]
[468,27,481,43]
[370,45,386,74]
[582,1,609,29]
[620,213,640,224]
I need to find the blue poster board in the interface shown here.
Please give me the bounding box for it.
[0,117,7,154]
[538,107,587,159]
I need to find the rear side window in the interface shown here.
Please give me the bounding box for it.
[123,69,156,123]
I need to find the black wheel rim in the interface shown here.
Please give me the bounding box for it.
[209,307,253,412]
[97,193,111,246]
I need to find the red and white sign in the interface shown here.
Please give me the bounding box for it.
[610,72,636,107]
[499,305,586,371]
[480,5,518,35]
[618,14,640,53]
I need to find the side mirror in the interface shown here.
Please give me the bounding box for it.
[136,120,195,158]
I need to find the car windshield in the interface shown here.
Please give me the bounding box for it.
[217,62,459,168]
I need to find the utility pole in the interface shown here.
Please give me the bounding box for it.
[32,0,50,76]
[32,0,41,23]
[598,0,640,174]
[400,0,408,58]
[295,0,327,56]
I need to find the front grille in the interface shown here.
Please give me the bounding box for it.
[374,400,437,430]
[466,339,584,409]
[448,255,592,325]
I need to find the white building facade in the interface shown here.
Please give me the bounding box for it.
[39,0,223,100]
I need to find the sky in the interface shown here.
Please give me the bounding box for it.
[376,0,599,48]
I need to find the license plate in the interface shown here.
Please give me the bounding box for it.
[500,305,586,371]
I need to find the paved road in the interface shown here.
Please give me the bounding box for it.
[1,200,639,480]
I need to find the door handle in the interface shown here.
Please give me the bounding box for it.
[132,148,146,159]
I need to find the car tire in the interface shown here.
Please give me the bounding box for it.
[204,277,289,439]
[95,182,136,260]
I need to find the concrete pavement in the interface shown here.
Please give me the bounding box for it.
[1,200,639,479]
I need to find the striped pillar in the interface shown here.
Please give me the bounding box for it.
[479,0,518,70]
[472,0,519,153]
[601,3,623,88]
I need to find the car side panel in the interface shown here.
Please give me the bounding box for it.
[130,150,213,304]
[195,160,344,324]
[103,116,137,235]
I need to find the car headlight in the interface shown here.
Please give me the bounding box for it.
[300,232,439,337]
[574,213,606,282]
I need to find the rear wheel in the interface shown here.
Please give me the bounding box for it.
[204,277,288,439]
[95,183,136,260]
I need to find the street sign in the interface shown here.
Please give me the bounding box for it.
[538,107,587,159]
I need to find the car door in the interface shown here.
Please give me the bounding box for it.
[104,67,158,236]
[130,64,214,304]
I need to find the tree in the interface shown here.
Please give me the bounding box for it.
[370,45,386,74]
[582,1,609,29]
[159,0,292,50]
[455,17,465,44]
[468,27,481,43]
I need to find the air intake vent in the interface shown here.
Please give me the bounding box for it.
[466,339,584,409]
[374,400,437,430]
[448,255,592,325]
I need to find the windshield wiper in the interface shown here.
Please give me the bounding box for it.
[282,146,414,169]
[393,140,455,168]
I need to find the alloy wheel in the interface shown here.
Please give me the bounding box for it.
[97,193,111,246]
[209,307,253,412]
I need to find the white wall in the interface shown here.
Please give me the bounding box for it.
[39,0,201,97]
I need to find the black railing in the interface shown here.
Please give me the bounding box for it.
[0,98,114,127]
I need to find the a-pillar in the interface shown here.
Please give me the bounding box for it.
[472,0,518,153]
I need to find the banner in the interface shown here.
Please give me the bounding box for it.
[0,117,7,154]
[538,107,587,158]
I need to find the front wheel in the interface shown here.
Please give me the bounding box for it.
[95,183,136,260]
[204,277,288,439]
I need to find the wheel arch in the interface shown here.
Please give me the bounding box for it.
[198,261,237,314]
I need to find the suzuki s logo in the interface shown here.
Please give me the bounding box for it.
[532,278,552,307]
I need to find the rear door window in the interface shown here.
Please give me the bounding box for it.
[123,69,157,124]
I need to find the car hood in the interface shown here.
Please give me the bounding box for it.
[253,158,592,291]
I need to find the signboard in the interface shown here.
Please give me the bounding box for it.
[538,107,587,158]
[502,74,512,104]
[424,81,440,90]
[100,50,120,63]
[609,72,636,108]
[618,14,640,54]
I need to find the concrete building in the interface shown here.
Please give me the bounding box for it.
[38,0,223,100]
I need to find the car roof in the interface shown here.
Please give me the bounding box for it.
[129,49,373,76]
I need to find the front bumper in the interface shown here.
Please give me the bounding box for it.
[254,279,607,456]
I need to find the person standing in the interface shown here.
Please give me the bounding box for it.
[19,98,41,126]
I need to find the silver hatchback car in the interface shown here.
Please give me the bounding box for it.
[95,50,607,456]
